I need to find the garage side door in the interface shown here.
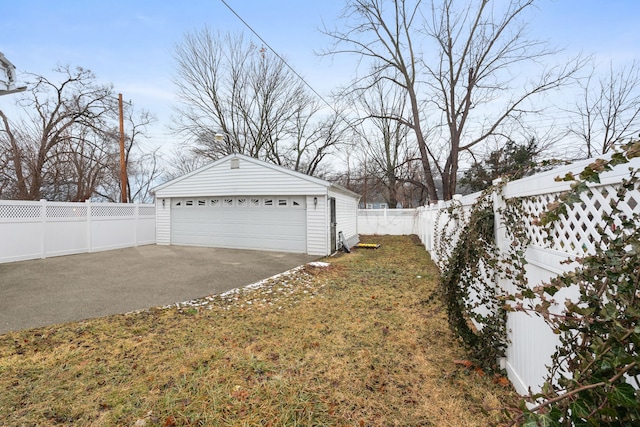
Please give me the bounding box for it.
[170,196,307,253]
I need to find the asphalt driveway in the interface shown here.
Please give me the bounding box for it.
[0,245,319,335]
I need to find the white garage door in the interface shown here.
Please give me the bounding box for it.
[170,196,307,253]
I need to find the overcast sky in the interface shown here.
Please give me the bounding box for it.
[1,0,639,158]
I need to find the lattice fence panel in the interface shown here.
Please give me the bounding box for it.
[386,209,419,217]
[138,206,156,216]
[520,193,554,247]
[359,209,419,217]
[0,204,42,219]
[46,205,87,218]
[91,205,136,217]
[516,181,640,256]
[432,203,469,266]
[359,210,385,217]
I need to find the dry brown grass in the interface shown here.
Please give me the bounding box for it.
[0,235,517,426]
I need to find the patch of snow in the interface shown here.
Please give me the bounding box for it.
[307,261,330,268]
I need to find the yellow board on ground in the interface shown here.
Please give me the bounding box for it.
[355,243,380,249]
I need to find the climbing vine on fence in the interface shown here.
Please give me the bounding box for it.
[435,184,529,372]
[436,141,639,425]
[508,141,640,426]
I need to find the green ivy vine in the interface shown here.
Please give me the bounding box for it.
[436,184,529,372]
[509,141,640,426]
[435,141,639,425]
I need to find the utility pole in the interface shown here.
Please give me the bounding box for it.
[118,93,127,203]
[363,153,367,208]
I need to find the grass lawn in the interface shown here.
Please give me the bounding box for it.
[0,235,517,426]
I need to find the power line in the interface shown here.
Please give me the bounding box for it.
[219,0,336,114]
[218,0,373,150]
[216,0,605,160]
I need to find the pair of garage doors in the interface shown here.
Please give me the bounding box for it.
[170,196,307,253]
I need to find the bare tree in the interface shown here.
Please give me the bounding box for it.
[322,0,583,200]
[0,115,30,199]
[322,0,439,200]
[351,77,419,207]
[568,60,640,158]
[123,109,160,203]
[172,28,347,174]
[0,66,160,202]
[45,126,118,201]
[162,148,208,182]
[0,66,116,200]
[95,108,160,203]
[285,103,355,177]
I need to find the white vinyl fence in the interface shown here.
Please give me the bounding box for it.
[358,155,640,396]
[0,200,156,264]
[357,208,419,235]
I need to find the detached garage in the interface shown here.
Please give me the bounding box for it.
[153,153,360,256]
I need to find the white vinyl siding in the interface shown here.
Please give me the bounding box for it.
[330,188,360,248]
[155,197,171,245]
[306,195,327,256]
[154,156,329,198]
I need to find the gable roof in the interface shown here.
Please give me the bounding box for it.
[152,153,360,198]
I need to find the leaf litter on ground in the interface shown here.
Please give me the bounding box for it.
[0,235,518,426]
